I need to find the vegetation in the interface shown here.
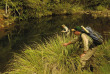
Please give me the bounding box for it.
[0,0,110,73]
[5,34,110,74]
[96,5,108,11]
[0,0,110,19]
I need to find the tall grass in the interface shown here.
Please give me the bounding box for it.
[4,34,110,74]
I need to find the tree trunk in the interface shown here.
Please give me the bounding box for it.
[5,0,8,14]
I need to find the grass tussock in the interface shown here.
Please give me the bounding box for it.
[5,34,110,74]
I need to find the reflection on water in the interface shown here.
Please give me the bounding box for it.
[103,31,110,34]
[0,14,110,72]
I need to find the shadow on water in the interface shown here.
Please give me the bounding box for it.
[0,14,110,73]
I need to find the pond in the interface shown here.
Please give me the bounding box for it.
[0,14,110,72]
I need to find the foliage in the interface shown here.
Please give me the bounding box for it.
[70,5,84,13]
[0,0,110,19]
[96,5,107,11]
[52,3,71,15]
[0,0,5,9]
[0,0,110,20]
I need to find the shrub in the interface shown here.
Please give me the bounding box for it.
[96,5,108,11]
[70,5,84,14]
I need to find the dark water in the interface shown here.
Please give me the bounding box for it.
[0,14,110,72]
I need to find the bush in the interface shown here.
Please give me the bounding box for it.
[70,5,84,14]
[96,5,108,11]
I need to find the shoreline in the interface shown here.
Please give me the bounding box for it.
[0,9,110,39]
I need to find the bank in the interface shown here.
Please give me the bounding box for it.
[4,34,110,74]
